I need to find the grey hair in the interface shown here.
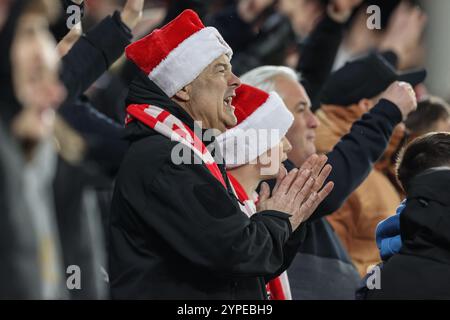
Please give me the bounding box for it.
[239,66,300,93]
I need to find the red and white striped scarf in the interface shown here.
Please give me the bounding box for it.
[126,104,226,188]
[227,173,292,300]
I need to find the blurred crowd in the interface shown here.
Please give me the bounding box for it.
[1,0,450,300]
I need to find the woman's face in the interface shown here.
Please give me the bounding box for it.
[11,11,66,141]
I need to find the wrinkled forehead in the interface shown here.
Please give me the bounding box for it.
[190,54,233,85]
[210,54,232,69]
[275,75,310,106]
[199,54,232,77]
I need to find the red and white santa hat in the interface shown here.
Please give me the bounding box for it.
[217,84,294,168]
[125,9,233,98]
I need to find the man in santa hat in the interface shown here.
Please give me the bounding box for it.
[217,84,334,300]
[108,9,331,299]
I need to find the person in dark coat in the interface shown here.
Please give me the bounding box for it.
[0,0,43,298]
[366,132,450,299]
[0,0,110,299]
[0,122,41,299]
[316,53,427,277]
[55,0,143,177]
[109,9,331,300]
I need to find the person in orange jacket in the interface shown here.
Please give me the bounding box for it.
[315,52,426,276]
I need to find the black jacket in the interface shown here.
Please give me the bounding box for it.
[52,157,109,299]
[108,75,306,299]
[60,11,131,108]
[366,168,450,300]
[55,10,132,298]
[0,0,108,299]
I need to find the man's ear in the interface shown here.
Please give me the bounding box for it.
[173,85,191,102]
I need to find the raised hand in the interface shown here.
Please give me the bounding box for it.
[381,81,418,120]
[379,2,427,69]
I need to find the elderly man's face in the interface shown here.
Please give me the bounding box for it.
[184,54,241,133]
[274,75,319,167]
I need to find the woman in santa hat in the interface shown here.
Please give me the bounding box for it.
[217,84,334,300]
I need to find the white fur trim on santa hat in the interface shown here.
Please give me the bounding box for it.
[149,27,232,98]
[217,92,294,168]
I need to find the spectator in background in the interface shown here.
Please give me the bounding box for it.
[0,0,53,299]
[51,0,145,295]
[82,0,164,125]
[366,132,450,299]
[316,52,426,277]
[208,0,363,90]
[405,96,450,140]
[1,0,145,299]
[365,97,450,272]
[334,0,427,71]
[241,59,418,299]
[377,96,450,195]
[0,0,98,299]
[57,0,143,177]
